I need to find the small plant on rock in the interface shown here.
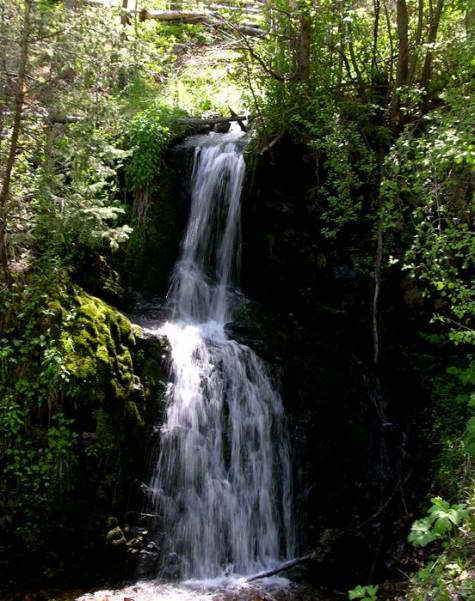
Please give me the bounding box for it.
[348,584,378,601]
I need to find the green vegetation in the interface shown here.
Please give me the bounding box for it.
[408,497,469,548]
[126,103,186,191]
[0,273,142,548]
[348,584,379,601]
[407,487,475,600]
[239,1,474,597]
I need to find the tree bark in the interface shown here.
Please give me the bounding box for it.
[383,0,394,104]
[421,0,444,91]
[371,0,381,83]
[296,13,311,81]
[0,0,32,281]
[408,0,424,85]
[121,0,130,26]
[466,4,475,37]
[390,0,409,127]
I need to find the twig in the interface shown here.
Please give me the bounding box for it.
[356,467,415,530]
[246,552,316,582]
[259,128,285,154]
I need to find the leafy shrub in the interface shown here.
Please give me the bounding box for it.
[126,103,186,191]
[408,497,469,547]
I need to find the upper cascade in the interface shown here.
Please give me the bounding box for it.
[169,139,246,325]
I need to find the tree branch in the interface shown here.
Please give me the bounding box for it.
[246,552,316,582]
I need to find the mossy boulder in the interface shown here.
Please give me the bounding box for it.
[0,282,168,591]
[61,290,136,399]
[55,288,167,497]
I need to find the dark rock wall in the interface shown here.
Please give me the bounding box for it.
[239,138,432,586]
[119,144,196,300]
[0,288,168,593]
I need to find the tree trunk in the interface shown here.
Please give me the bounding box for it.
[371,0,381,83]
[390,0,409,127]
[383,0,394,104]
[0,0,32,281]
[408,0,424,85]
[373,217,383,364]
[421,0,444,91]
[296,13,311,81]
[466,4,475,37]
[121,0,130,26]
[346,21,365,96]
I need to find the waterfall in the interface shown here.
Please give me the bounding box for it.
[150,133,294,580]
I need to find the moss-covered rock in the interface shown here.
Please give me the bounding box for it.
[0,281,168,592]
[61,289,135,396]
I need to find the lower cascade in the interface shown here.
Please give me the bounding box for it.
[149,131,295,580]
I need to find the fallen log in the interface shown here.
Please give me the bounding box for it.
[246,551,316,582]
[178,115,248,126]
[42,113,248,129]
[80,2,265,37]
[47,113,81,124]
[229,107,248,132]
[138,9,265,37]
[139,9,211,24]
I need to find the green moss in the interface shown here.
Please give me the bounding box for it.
[1,269,166,582]
[60,289,136,405]
[47,300,66,319]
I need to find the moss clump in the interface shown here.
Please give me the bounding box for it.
[61,289,136,404]
[55,289,150,502]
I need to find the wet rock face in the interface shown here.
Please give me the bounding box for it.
[239,138,431,587]
[119,144,196,300]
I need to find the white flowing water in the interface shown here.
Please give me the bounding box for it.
[76,575,294,601]
[149,133,294,580]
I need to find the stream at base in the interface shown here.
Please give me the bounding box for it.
[76,576,288,601]
[74,576,341,601]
